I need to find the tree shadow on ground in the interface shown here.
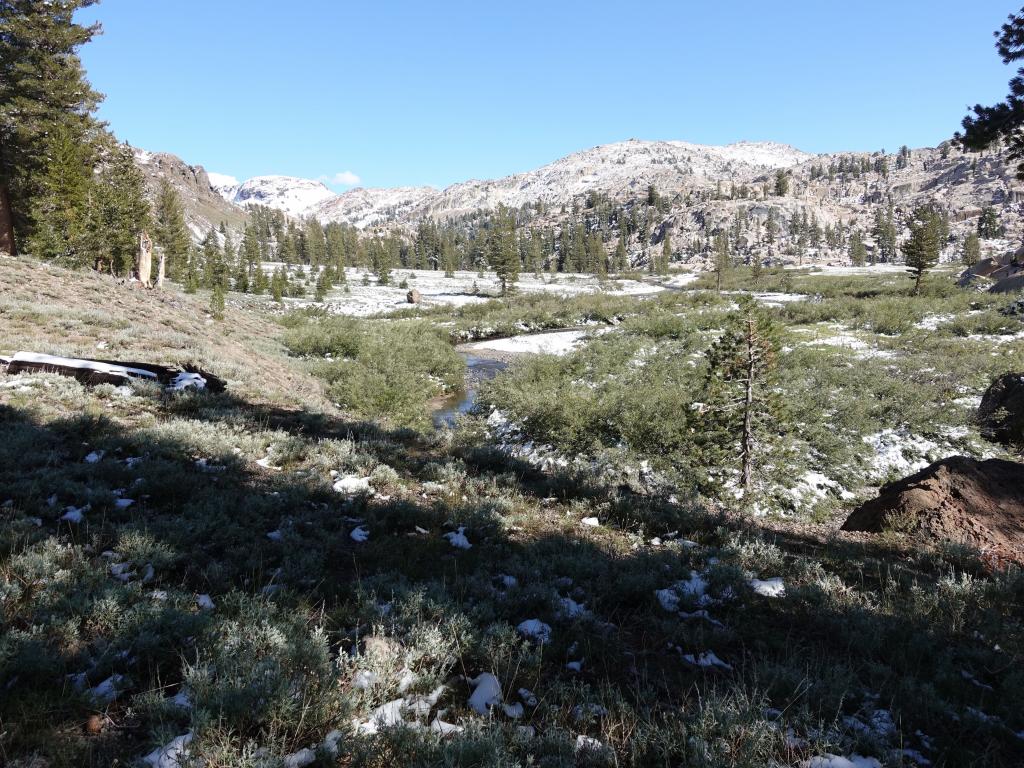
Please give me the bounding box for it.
[1,394,1022,767]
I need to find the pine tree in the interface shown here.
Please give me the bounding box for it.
[977,206,1001,238]
[848,230,867,266]
[773,170,789,196]
[713,232,730,291]
[88,142,151,275]
[698,297,782,497]
[0,0,103,255]
[903,206,942,295]
[957,9,1024,177]
[210,279,225,320]
[153,179,190,280]
[962,231,981,267]
[26,126,94,265]
[490,205,519,295]
[659,231,671,275]
[614,233,628,272]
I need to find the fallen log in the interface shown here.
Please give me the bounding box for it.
[2,352,226,392]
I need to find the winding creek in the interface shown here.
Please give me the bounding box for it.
[431,328,592,427]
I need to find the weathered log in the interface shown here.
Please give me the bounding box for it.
[3,352,226,392]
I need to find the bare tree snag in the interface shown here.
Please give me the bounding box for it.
[155,248,166,289]
[137,231,153,287]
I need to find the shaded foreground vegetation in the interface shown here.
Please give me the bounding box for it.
[1,259,1023,767]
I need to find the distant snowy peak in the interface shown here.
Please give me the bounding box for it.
[232,175,336,217]
[207,172,240,203]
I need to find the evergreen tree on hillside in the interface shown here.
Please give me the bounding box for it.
[904,206,942,295]
[957,7,1024,177]
[713,231,730,292]
[977,205,1002,238]
[87,143,151,275]
[659,230,671,275]
[773,170,789,196]
[872,205,897,262]
[0,0,103,255]
[153,179,190,280]
[848,230,867,266]
[962,231,981,267]
[614,232,628,272]
[26,126,94,265]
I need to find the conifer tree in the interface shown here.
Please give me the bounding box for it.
[614,233,628,272]
[26,126,94,265]
[957,8,1024,177]
[848,230,867,266]
[153,179,190,280]
[659,231,671,275]
[903,206,942,295]
[490,205,519,295]
[773,170,789,196]
[977,206,1002,238]
[0,0,103,255]
[713,232,730,291]
[698,297,782,497]
[210,280,225,320]
[89,143,151,275]
[962,231,981,267]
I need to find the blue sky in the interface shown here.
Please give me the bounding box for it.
[78,0,1016,190]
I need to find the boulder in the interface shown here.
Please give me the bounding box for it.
[978,372,1024,447]
[406,288,422,304]
[842,456,1024,566]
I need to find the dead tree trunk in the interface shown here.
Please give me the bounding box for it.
[137,231,153,287]
[0,185,15,256]
[155,248,166,288]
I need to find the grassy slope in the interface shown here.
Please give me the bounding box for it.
[1,258,1022,768]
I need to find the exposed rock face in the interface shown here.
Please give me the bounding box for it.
[978,372,1024,448]
[406,288,422,304]
[959,252,1024,293]
[842,456,1024,566]
[132,149,248,241]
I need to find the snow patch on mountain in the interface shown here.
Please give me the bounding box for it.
[313,185,437,229]
[207,172,240,202]
[232,175,336,217]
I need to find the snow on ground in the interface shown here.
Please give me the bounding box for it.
[795,264,910,277]
[863,429,940,480]
[468,329,588,356]
[266,265,664,317]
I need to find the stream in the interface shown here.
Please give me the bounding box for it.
[431,353,509,428]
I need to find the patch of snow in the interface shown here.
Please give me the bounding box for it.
[350,526,369,543]
[516,619,552,643]
[801,756,882,768]
[468,672,503,716]
[443,526,472,549]
[167,372,206,392]
[143,732,192,768]
[333,474,373,496]
[680,650,732,670]
[748,577,786,598]
[469,329,588,356]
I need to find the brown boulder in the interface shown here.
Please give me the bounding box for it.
[842,456,1024,566]
[406,288,422,304]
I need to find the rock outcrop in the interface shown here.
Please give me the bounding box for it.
[842,456,1024,566]
[978,372,1024,448]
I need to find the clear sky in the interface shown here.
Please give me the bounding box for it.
[77,0,1017,191]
